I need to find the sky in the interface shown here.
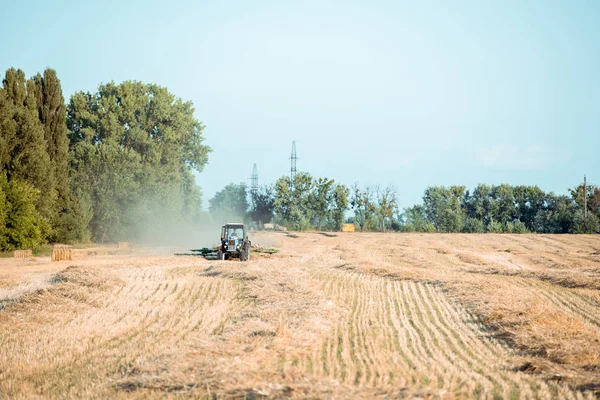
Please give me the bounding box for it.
[1,0,599,209]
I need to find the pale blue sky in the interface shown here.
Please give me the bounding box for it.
[1,0,599,208]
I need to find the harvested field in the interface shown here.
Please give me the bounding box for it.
[0,233,599,398]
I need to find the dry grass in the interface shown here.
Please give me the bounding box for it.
[0,232,598,398]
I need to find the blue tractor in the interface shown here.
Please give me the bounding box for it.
[218,223,251,261]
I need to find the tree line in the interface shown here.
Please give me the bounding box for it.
[208,173,350,231]
[210,179,599,234]
[399,183,599,234]
[2,67,597,251]
[0,67,210,251]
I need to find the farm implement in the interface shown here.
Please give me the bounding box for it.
[175,223,251,262]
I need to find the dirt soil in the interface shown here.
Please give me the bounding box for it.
[0,232,599,399]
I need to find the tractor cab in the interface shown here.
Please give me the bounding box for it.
[219,223,251,261]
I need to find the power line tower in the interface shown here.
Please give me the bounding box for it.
[290,140,297,186]
[584,174,587,220]
[250,163,258,197]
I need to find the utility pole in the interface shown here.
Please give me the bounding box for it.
[250,164,258,197]
[584,174,587,220]
[290,141,297,187]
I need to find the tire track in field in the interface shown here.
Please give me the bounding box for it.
[303,268,587,398]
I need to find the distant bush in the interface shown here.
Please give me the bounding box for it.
[487,219,503,233]
[510,220,529,234]
[0,175,49,251]
[462,217,485,233]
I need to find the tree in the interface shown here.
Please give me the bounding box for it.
[273,173,314,231]
[0,68,55,225]
[248,185,275,226]
[66,81,210,242]
[273,176,294,224]
[209,183,248,224]
[490,184,516,228]
[423,186,465,232]
[400,204,435,232]
[0,176,6,247]
[375,185,398,232]
[462,217,485,233]
[464,184,493,228]
[534,194,581,233]
[330,184,349,231]
[0,174,49,251]
[350,184,377,231]
[31,69,71,241]
[310,177,335,231]
[513,185,546,231]
[570,181,600,233]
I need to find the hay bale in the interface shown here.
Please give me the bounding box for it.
[13,249,33,258]
[51,249,72,261]
[341,223,356,232]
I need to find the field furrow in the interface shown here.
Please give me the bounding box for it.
[301,266,591,399]
[1,233,599,398]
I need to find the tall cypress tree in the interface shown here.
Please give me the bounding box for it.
[32,69,69,189]
[0,68,55,226]
[32,69,73,241]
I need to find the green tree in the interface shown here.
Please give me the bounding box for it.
[490,184,516,226]
[513,185,546,231]
[31,68,72,241]
[375,185,398,232]
[534,194,581,233]
[350,184,377,231]
[248,185,275,226]
[423,186,465,232]
[330,184,349,231]
[0,68,55,225]
[0,174,49,251]
[487,219,503,233]
[66,81,210,242]
[509,220,530,234]
[310,177,335,231]
[570,181,600,233]
[0,177,6,246]
[462,217,485,233]
[273,173,314,230]
[464,184,493,228]
[273,176,294,224]
[209,183,248,224]
[400,204,436,232]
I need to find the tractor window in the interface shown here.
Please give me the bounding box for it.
[227,228,244,239]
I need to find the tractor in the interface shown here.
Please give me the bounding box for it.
[218,223,251,261]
